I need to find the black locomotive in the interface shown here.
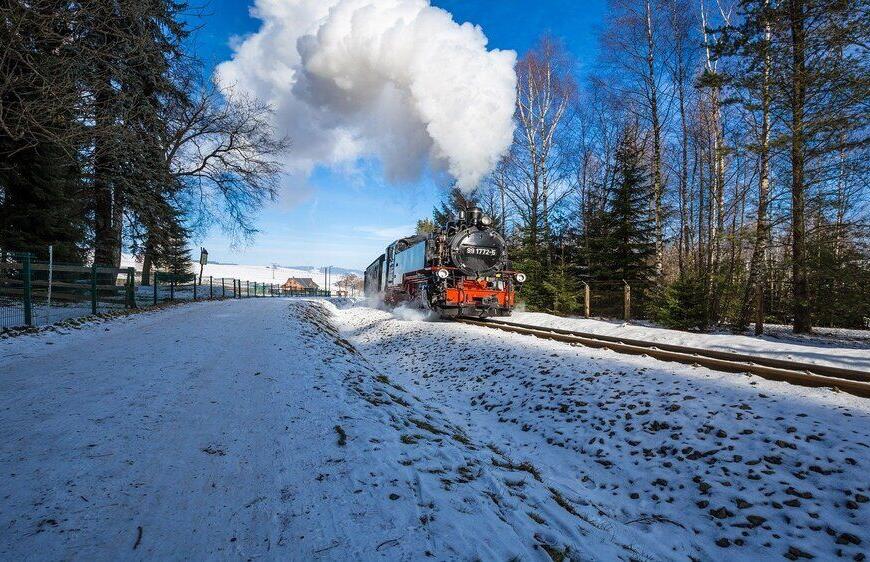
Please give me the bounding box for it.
[364,207,525,317]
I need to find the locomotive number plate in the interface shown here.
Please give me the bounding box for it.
[463,246,498,256]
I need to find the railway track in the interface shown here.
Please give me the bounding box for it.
[453,317,870,398]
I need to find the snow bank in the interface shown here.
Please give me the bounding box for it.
[493,312,870,372]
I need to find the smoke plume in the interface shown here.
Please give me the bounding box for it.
[216,0,517,191]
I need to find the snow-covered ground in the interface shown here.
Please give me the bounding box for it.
[1,299,867,560]
[493,312,870,372]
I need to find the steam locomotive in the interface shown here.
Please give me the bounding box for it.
[364,207,525,317]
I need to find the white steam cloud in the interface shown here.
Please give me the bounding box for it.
[216,0,517,191]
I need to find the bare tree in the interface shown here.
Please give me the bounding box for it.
[505,36,577,252]
[166,81,289,241]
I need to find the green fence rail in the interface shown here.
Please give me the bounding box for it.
[1,253,335,331]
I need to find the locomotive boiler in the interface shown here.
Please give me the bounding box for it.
[364,207,525,317]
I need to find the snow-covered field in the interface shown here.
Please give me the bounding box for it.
[1,299,867,560]
[494,312,870,372]
[120,254,358,294]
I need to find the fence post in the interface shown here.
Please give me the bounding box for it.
[222,278,226,298]
[210,276,213,299]
[170,279,175,301]
[91,263,97,315]
[193,276,197,300]
[22,253,33,326]
[623,281,631,322]
[247,280,250,297]
[127,267,136,308]
[154,272,158,305]
[582,281,590,318]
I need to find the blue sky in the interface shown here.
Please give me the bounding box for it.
[190,0,606,270]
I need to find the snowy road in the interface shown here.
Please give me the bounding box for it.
[1,299,868,561]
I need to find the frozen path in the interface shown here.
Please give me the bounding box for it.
[1,298,361,559]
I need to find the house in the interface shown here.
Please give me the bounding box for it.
[282,277,320,291]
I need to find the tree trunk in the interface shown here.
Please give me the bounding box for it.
[645,0,664,277]
[92,91,115,267]
[789,0,811,333]
[737,11,772,334]
[677,64,689,273]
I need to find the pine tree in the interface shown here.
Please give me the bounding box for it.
[415,219,436,235]
[599,125,656,285]
[153,214,191,279]
[0,139,85,262]
[432,187,476,227]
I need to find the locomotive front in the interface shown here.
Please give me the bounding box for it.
[430,207,525,317]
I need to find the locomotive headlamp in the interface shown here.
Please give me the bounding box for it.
[437,268,450,279]
[480,215,493,226]
[515,273,527,283]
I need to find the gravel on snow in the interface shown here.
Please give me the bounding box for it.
[333,301,870,561]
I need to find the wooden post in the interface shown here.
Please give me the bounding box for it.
[153,272,158,305]
[246,280,249,297]
[210,276,213,299]
[583,282,590,318]
[193,276,197,300]
[170,279,174,301]
[222,278,225,298]
[22,254,32,326]
[127,267,136,308]
[90,263,97,315]
[623,281,631,322]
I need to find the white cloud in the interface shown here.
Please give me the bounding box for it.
[216,0,517,192]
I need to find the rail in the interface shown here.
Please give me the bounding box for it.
[453,317,870,398]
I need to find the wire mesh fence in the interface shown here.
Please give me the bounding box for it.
[1,250,332,332]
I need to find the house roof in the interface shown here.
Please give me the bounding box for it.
[284,277,319,289]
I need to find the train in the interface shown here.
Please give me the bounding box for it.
[364,207,525,318]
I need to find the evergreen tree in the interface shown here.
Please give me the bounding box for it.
[415,219,436,235]
[0,139,85,262]
[594,125,656,285]
[152,211,191,278]
[160,227,191,278]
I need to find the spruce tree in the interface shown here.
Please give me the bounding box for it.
[0,139,85,262]
[601,125,656,285]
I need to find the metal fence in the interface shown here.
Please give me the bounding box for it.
[1,252,332,331]
[1,252,135,329]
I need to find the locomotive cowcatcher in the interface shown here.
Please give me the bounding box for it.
[364,207,525,318]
